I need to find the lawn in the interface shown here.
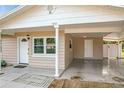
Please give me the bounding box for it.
[122,52,124,58]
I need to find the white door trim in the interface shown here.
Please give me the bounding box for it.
[17,37,29,64]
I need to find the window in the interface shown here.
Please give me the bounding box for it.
[33,37,55,55]
[34,38,44,53]
[46,38,55,54]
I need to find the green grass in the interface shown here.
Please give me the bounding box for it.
[122,52,124,58]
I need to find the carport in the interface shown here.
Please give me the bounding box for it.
[61,22,124,83]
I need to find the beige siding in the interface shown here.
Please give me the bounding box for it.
[16,31,65,69]
[1,29,103,70]
[2,36,17,64]
[73,38,84,59]
[73,37,103,59]
[93,38,103,59]
[0,53,2,59]
[65,34,73,68]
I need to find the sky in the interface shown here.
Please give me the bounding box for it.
[0,5,18,16]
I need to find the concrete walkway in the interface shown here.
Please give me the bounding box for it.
[0,66,59,88]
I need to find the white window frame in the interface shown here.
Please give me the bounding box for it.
[32,36,55,57]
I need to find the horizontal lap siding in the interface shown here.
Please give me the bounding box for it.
[2,37,17,64]
[65,34,73,68]
[73,37,103,59]
[0,53,2,59]
[16,31,65,69]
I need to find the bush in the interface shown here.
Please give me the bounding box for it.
[0,60,7,67]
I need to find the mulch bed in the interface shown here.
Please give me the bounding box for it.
[112,77,124,82]
[49,79,124,88]
[49,79,112,88]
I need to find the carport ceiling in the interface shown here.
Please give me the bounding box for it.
[71,33,110,38]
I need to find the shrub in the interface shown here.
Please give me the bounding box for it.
[0,60,7,67]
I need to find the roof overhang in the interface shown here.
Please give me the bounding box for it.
[0,5,33,24]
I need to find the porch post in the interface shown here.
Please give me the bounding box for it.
[54,23,59,77]
[0,30,2,70]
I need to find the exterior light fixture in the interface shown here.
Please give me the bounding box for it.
[27,35,30,40]
[47,5,56,14]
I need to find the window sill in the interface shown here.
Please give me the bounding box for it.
[31,54,55,58]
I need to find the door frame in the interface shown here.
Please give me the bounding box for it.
[17,36,29,64]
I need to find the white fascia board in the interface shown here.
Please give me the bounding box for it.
[65,27,121,33]
[112,5,124,8]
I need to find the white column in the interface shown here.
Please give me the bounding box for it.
[54,23,59,77]
[0,30,2,71]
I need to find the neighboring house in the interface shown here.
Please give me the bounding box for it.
[0,5,124,76]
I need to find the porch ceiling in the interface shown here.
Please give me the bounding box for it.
[70,32,109,38]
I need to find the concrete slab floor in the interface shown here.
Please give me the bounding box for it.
[1,59,124,88]
[61,59,124,84]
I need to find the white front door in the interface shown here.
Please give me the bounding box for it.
[19,38,28,64]
[84,40,93,58]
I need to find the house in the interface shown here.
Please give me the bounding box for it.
[0,5,124,77]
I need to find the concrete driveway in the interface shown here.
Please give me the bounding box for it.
[61,59,124,84]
